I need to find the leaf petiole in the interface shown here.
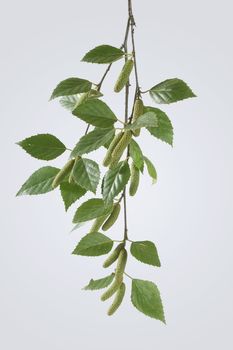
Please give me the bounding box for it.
[124,271,133,280]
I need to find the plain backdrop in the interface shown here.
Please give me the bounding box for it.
[1,0,233,349]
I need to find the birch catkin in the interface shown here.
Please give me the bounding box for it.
[132,98,144,136]
[103,132,123,167]
[107,282,126,316]
[129,163,140,196]
[89,214,109,233]
[103,243,124,268]
[102,203,121,231]
[68,156,81,183]
[109,131,132,168]
[52,159,75,189]
[115,248,127,282]
[100,277,123,301]
[114,59,134,93]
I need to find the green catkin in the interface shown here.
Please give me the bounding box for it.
[100,277,123,301]
[68,156,80,183]
[107,282,126,316]
[103,132,123,167]
[115,248,127,282]
[89,214,109,233]
[132,98,144,136]
[114,59,134,93]
[102,203,121,231]
[103,243,125,268]
[52,159,75,189]
[109,131,132,168]
[129,163,140,196]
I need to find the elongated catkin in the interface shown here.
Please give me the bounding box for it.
[89,214,109,233]
[103,243,124,268]
[107,282,126,316]
[109,131,132,168]
[114,59,134,93]
[129,163,140,196]
[52,159,75,189]
[103,132,123,167]
[102,203,121,231]
[132,98,144,136]
[100,277,123,301]
[115,248,127,282]
[68,156,81,183]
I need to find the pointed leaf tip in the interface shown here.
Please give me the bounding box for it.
[131,279,166,323]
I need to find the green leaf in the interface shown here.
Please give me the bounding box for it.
[50,78,92,100]
[17,134,66,160]
[72,232,113,256]
[149,78,196,104]
[144,156,157,184]
[129,139,144,172]
[60,90,103,111]
[102,161,130,204]
[16,166,60,196]
[71,128,115,157]
[71,221,88,232]
[83,273,115,290]
[60,94,80,111]
[60,182,86,211]
[82,45,124,64]
[87,90,104,99]
[126,112,158,130]
[72,99,117,128]
[131,279,165,323]
[144,106,173,145]
[73,198,112,223]
[72,158,100,193]
[130,241,161,267]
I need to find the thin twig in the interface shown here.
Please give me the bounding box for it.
[84,124,90,135]
[121,2,132,242]
[85,17,132,136]
[121,18,131,49]
[129,0,140,97]
[124,271,133,280]
[97,63,112,91]
[97,17,131,91]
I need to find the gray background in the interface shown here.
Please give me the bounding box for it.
[1,0,233,349]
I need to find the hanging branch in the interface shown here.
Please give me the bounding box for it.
[16,0,196,321]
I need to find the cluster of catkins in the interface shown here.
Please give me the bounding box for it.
[51,57,143,315]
